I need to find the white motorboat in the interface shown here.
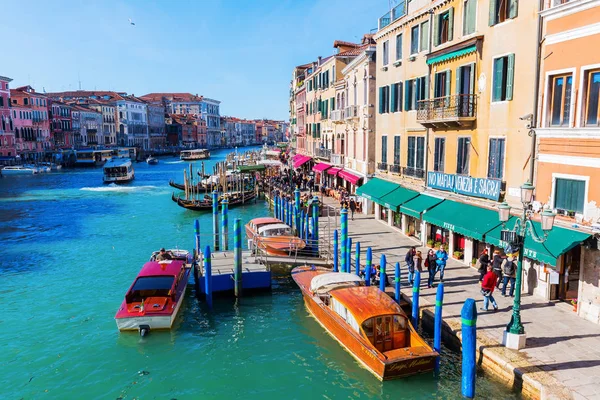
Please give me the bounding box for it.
[146,156,159,165]
[1,166,38,175]
[180,149,210,161]
[103,158,135,184]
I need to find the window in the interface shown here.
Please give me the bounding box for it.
[363,76,368,105]
[378,86,390,114]
[584,70,600,126]
[434,71,451,98]
[381,136,388,163]
[420,21,429,52]
[554,178,585,213]
[489,0,518,26]
[434,8,454,46]
[411,25,419,55]
[390,82,403,112]
[463,0,477,35]
[487,138,505,179]
[395,34,403,60]
[405,77,428,111]
[407,136,425,170]
[393,136,401,165]
[434,137,445,172]
[492,54,515,102]
[0,96,3,107]
[383,40,389,66]
[457,137,471,175]
[549,74,572,126]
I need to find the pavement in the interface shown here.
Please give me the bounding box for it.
[317,196,600,400]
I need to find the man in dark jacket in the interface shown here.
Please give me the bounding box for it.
[405,247,416,285]
[492,250,504,289]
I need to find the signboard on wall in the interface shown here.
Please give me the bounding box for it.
[427,172,503,201]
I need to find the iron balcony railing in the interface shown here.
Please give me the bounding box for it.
[389,164,401,173]
[377,162,388,171]
[402,167,425,179]
[314,147,331,160]
[331,153,344,166]
[417,94,477,122]
[344,105,359,120]
[330,110,343,122]
[378,1,406,30]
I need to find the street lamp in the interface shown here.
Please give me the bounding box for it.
[497,181,556,350]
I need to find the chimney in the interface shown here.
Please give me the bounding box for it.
[317,56,322,65]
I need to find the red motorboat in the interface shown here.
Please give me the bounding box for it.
[115,249,192,335]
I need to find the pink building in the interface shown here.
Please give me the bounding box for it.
[10,86,50,159]
[0,75,15,158]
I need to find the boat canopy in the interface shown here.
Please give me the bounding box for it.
[103,158,132,168]
[258,223,292,236]
[310,272,363,293]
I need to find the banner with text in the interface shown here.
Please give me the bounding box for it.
[427,172,502,201]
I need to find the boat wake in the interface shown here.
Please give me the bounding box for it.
[80,185,159,193]
[164,160,184,164]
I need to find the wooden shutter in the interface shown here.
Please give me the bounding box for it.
[445,70,452,97]
[448,7,454,41]
[489,0,497,26]
[433,15,439,47]
[404,81,410,111]
[407,136,415,168]
[456,67,462,95]
[469,63,476,94]
[382,136,387,163]
[424,77,429,99]
[414,79,420,109]
[416,137,425,169]
[391,84,397,112]
[398,82,403,109]
[506,54,515,101]
[493,58,504,102]
[457,138,464,173]
[379,87,384,114]
[509,0,518,19]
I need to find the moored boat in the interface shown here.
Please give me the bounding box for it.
[245,218,305,256]
[146,156,159,165]
[171,190,256,211]
[115,249,193,335]
[180,149,210,161]
[292,266,437,380]
[103,158,135,184]
[1,165,38,175]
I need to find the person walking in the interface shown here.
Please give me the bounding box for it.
[477,249,490,283]
[492,250,504,289]
[501,256,517,297]
[425,249,437,288]
[405,247,416,285]
[414,251,423,283]
[349,198,357,221]
[480,265,499,312]
[435,245,449,282]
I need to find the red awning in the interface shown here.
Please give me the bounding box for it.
[293,155,312,168]
[312,162,332,173]
[339,170,362,185]
[327,167,342,175]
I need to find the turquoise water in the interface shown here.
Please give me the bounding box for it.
[0,148,519,399]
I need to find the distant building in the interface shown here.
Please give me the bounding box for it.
[71,105,103,148]
[201,98,221,148]
[48,100,73,149]
[10,86,50,159]
[146,103,166,149]
[0,76,15,158]
[140,92,203,115]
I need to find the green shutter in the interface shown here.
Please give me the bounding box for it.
[325,100,329,119]
[448,7,454,42]
[469,63,476,94]
[404,82,410,111]
[509,0,518,19]
[489,0,497,26]
[387,86,392,113]
[391,83,397,112]
[445,70,452,97]
[433,15,440,47]
[424,77,429,99]
[415,79,421,110]
[493,58,504,102]
[506,53,515,101]
[456,67,462,94]
[398,82,403,107]
[379,87,384,114]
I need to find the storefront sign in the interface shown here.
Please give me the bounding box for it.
[427,172,502,201]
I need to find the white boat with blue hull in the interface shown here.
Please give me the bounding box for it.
[1,166,38,176]
[103,158,135,184]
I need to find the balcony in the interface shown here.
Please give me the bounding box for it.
[417,94,477,129]
[377,162,388,171]
[331,153,345,166]
[331,110,343,123]
[402,167,425,179]
[378,1,406,31]
[344,105,359,120]
[314,147,331,161]
[389,164,401,173]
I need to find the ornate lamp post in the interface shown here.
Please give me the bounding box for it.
[498,182,556,350]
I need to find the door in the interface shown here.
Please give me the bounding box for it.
[382,316,393,351]
[374,317,384,352]
[559,247,581,302]
[459,65,472,116]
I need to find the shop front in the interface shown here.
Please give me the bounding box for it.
[379,186,419,232]
[356,177,402,218]
[312,162,331,189]
[399,194,445,243]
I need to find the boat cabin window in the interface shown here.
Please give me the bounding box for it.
[261,227,292,237]
[127,276,174,302]
[362,314,408,352]
[330,297,360,333]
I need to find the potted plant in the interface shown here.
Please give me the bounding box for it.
[567,210,576,218]
[453,250,464,260]
[471,258,477,266]
[427,239,434,248]
[434,241,442,249]
[571,299,578,312]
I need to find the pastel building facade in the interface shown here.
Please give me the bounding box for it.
[0,75,14,157]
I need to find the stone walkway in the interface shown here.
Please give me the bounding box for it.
[318,198,600,400]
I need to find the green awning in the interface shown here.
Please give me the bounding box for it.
[380,187,419,212]
[399,195,445,219]
[484,220,590,266]
[427,45,477,65]
[237,164,266,173]
[422,200,502,241]
[355,178,399,203]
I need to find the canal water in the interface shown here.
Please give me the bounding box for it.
[0,148,519,399]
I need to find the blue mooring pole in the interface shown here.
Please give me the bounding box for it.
[379,254,387,292]
[194,219,200,258]
[394,262,401,304]
[233,218,242,298]
[288,201,293,227]
[412,271,421,328]
[355,242,360,276]
[333,230,339,272]
[300,210,305,240]
[340,208,348,272]
[203,245,213,309]
[365,247,372,286]
[282,198,287,224]
[294,188,300,232]
[304,212,309,244]
[461,298,477,399]
[346,237,352,275]
[274,194,279,219]
[212,191,219,251]
[221,197,229,251]
[434,283,445,376]
[312,197,319,256]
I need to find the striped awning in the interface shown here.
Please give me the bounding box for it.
[427,45,477,65]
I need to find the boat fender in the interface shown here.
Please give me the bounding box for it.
[139,324,150,337]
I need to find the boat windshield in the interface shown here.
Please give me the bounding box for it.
[362,314,409,352]
[261,227,292,237]
[127,276,174,301]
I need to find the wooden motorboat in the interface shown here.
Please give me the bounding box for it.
[171,190,256,211]
[245,218,305,256]
[292,266,437,380]
[115,249,193,335]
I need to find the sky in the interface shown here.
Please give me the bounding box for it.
[2,0,389,120]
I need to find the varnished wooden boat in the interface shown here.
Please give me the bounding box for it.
[245,218,305,256]
[292,266,437,380]
[171,190,256,211]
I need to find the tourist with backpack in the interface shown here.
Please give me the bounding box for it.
[501,256,517,297]
[492,250,504,289]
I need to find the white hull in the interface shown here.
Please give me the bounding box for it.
[1,167,37,175]
[103,173,135,183]
[115,286,186,331]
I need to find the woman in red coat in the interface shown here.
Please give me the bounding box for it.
[481,265,499,312]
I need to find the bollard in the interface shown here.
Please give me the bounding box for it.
[333,230,339,272]
[379,254,387,292]
[340,229,347,273]
[340,208,348,272]
[194,219,200,258]
[274,195,279,219]
[282,198,287,224]
[346,237,352,275]
[288,201,293,227]
[221,197,229,251]
[434,283,445,376]
[355,242,361,276]
[212,191,219,251]
[394,262,401,304]
[365,247,372,286]
[461,298,477,399]
[294,188,301,231]
[304,212,310,244]
[203,245,213,309]
[312,197,319,256]
[412,271,421,328]
[233,218,242,298]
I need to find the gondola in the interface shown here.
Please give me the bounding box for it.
[169,180,206,191]
[171,190,256,211]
